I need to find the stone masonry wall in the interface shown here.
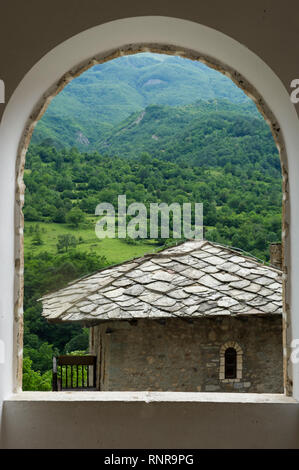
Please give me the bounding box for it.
[91,316,283,393]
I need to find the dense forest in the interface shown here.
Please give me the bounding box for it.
[23,54,282,390]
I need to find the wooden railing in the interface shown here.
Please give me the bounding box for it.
[52,355,97,391]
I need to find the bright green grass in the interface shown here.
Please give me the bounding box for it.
[24,216,158,265]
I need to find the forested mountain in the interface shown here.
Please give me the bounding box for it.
[96,100,277,168]
[25,99,280,249]
[23,53,282,390]
[31,53,250,149]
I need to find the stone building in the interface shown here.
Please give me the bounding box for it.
[41,239,283,393]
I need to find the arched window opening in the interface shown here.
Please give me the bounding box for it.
[225,348,237,379]
[220,342,243,382]
[17,45,284,394]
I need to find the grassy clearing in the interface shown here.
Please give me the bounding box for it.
[24,216,158,265]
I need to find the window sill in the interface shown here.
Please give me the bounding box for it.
[5,391,297,404]
[220,378,241,383]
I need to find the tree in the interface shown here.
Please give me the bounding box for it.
[24,342,57,374]
[57,234,78,253]
[66,207,86,228]
[64,330,89,353]
[24,206,41,221]
[53,207,66,223]
[31,230,43,246]
[22,355,52,391]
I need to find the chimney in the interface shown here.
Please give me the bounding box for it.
[269,243,282,270]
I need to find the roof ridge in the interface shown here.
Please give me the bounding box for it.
[147,240,210,258]
[200,241,282,273]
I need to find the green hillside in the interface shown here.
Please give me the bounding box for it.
[96,100,276,167]
[31,53,250,150]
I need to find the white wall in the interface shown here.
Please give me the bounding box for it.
[1,16,299,448]
[1,393,298,448]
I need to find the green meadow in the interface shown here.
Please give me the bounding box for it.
[24,216,157,265]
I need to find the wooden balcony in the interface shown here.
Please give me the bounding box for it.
[52,355,97,391]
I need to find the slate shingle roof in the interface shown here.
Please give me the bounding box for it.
[40,240,283,324]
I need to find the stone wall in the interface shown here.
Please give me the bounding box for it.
[91,315,283,393]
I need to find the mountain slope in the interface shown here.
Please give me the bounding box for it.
[31,53,250,149]
[96,100,279,171]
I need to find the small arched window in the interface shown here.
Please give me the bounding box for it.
[219,342,243,382]
[225,347,237,379]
